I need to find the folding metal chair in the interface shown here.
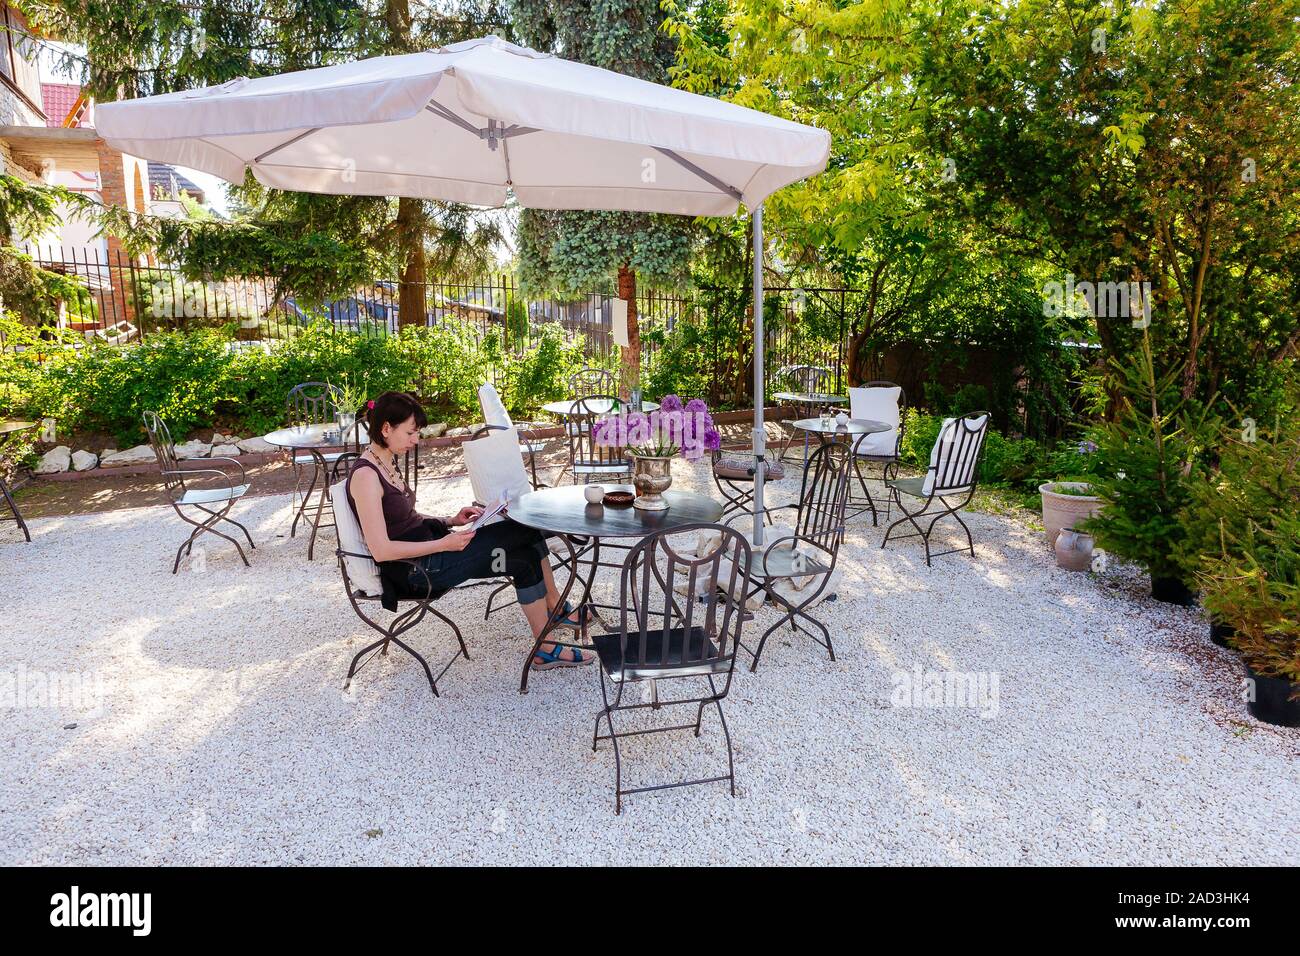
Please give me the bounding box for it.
[882,411,991,566]
[143,411,255,573]
[724,442,851,670]
[586,523,753,814]
[568,367,616,398]
[332,481,468,699]
[567,394,632,484]
[711,446,786,522]
[477,382,548,489]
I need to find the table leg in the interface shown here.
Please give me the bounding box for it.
[0,476,30,543]
[306,452,330,561]
[518,534,599,694]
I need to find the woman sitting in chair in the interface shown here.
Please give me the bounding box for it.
[347,391,592,670]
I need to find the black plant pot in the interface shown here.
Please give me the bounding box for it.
[1209,619,1236,649]
[1151,575,1195,606]
[1245,665,1300,728]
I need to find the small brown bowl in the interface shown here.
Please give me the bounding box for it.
[602,491,634,507]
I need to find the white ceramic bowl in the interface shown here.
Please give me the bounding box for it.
[583,484,605,503]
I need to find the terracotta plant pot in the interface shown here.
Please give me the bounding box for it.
[1245,664,1300,728]
[1039,481,1103,546]
[1054,528,1095,572]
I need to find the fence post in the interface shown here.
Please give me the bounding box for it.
[838,289,846,392]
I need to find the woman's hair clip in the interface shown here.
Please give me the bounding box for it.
[366,400,376,409]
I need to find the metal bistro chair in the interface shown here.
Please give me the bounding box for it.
[848,381,906,525]
[331,478,469,699]
[882,411,991,566]
[711,445,786,522]
[586,523,753,814]
[776,364,833,465]
[143,411,255,574]
[725,442,852,670]
[285,382,345,538]
[567,394,632,485]
[568,367,616,398]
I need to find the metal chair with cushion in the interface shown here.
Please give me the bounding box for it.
[143,411,255,573]
[566,394,632,484]
[285,382,345,538]
[723,442,851,670]
[711,446,786,521]
[882,411,991,566]
[586,522,753,814]
[848,381,906,525]
[332,479,469,699]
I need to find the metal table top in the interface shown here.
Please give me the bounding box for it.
[790,417,891,437]
[263,422,367,451]
[0,420,38,437]
[540,398,660,417]
[773,392,848,406]
[508,484,722,539]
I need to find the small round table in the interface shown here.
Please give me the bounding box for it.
[774,392,849,465]
[790,417,891,445]
[541,398,661,417]
[0,420,37,543]
[508,483,722,693]
[263,423,367,560]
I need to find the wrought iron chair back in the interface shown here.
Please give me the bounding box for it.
[142,410,183,496]
[567,394,630,480]
[930,411,991,494]
[618,524,752,676]
[286,381,341,426]
[796,442,852,551]
[783,364,830,394]
[568,367,616,398]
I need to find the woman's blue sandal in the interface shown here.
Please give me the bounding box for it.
[532,642,594,670]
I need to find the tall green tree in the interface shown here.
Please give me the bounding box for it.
[919,0,1300,408]
[21,0,511,316]
[510,0,694,391]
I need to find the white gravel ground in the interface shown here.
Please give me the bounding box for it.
[1,456,1296,866]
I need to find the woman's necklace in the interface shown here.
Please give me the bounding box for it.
[365,447,406,491]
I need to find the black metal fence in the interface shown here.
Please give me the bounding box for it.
[15,245,855,403]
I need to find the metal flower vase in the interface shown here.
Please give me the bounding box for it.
[632,455,673,510]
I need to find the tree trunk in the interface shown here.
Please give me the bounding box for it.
[396,197,426,328]
[618,262,638,396]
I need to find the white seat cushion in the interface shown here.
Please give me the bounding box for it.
[293,451,346,465]
[922,415,989,495]
[462,426,533,506]
[177,483,250,506]
[849,385,901,457]
[331,480,384,597]
[478,382,512,428]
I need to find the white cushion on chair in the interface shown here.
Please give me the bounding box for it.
[478,382,512,428]
[922,415,989,496]
[330,481,384,598]
[849,386,901,457]
[463,426,533,506]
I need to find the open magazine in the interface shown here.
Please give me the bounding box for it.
[463,491,509,532]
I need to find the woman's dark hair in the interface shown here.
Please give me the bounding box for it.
[360,391,427,447]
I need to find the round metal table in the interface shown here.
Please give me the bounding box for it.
[263,423,367,560]
[0,420,37,542]
[540,398,661,417]
[790,417,891,444]
[508,483,722,692]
